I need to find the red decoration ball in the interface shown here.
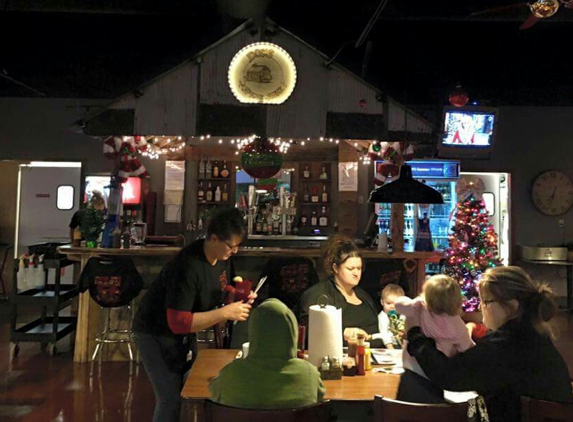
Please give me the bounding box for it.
[449,86,469,108]
[359,99,367,108]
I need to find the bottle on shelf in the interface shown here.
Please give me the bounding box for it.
[213,161,220,178]
[220,161,230,178]
[198,181,205,202]
[311,187,319,203]
[206,182,213,202]
[319,206,328,227]
[310,211,318,227]
[199,157,206,178]
[266,213,273,235]
[303,183,310,203]
[320,166,328,180]
[321,184,328,203]
[255,212,263,234]
[205,158,212,178]
[214,185,221,202]
[303,165,310,179]
[221,183,229,202]
[300,211,308,227]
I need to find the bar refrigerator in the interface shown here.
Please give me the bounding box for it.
[374,159,460,253]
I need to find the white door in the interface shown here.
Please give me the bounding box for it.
[16,163,82,257]
[460,172,511,265]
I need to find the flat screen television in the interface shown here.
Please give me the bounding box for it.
[438,106,498,159]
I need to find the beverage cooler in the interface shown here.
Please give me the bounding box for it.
[374,160,460,253]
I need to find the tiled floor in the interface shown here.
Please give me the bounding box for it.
[0,311,572,422]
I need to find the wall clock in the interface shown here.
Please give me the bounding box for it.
[531,170,573,216]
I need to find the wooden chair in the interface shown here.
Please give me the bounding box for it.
[204,399,332,422]
[521,396,573,422]
[373,396,468,422]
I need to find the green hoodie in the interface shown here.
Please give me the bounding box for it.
[209,299,326,409]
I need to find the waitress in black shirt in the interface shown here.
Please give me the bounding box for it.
[299,235,383,347]
[133,208,253,422]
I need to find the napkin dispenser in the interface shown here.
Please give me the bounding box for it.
[518,245,568,262]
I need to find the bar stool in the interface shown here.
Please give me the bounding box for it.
[91,304,136,377]
[78,257,143,377]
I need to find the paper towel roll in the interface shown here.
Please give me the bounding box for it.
[308,304,343,368]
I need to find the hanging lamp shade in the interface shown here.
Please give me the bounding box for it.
[368,164,444,204]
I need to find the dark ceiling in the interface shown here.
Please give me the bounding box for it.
[1,0,572,109]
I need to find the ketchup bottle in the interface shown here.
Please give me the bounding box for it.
[356,333,366,376]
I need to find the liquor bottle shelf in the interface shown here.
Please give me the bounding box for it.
[198,178,231,182]
[301,202,330,206]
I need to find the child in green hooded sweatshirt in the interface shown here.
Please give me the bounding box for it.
[209,298,326,408]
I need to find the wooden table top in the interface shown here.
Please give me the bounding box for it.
[181,349,400,402]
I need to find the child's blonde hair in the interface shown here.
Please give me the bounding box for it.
[381,283,405,301]
[423,275,463,316]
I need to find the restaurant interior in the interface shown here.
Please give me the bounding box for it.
[1,2,573,422]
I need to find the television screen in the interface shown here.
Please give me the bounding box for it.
[438,106,498,159]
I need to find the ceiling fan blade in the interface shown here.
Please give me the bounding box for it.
[470,3,527,16]
[520,14,540,29]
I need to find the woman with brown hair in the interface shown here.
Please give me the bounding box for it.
[407,266,572,422]
[299,235,383,347]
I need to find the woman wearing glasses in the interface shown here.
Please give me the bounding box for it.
[407,266,572,422]
[133,208,255,422]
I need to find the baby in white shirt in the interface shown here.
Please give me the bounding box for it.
[371,284,406,349]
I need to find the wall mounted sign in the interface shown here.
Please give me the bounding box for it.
[228,42,297,104]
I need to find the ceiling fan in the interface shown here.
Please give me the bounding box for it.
[472,0,573,29]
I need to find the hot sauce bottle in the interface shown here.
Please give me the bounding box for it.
[356,333,366,376]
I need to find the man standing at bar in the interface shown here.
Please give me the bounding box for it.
[133,208,252,422]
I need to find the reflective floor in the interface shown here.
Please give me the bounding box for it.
[0,312,572,421]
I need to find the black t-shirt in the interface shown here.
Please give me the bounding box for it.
[69,209,85,229]
[133,239,233,337]
[79,257,143,308]
[344,301,383,347]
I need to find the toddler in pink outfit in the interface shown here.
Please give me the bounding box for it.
[395,274,474,403]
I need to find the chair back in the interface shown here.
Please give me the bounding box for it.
[258,256,319,316]
[521,396,573,422]
[373,396,468,422]
[80,257,143,308]
[204,399,331,422]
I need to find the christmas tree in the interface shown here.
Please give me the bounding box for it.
[445,194,502,312]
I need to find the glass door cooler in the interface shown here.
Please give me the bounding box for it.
[374,160,460,253]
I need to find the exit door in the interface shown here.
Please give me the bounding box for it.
[16,162,82,257]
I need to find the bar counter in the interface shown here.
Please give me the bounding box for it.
[58,245,443,362]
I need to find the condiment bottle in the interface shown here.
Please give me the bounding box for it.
[364,341,372,371]
[321,356,331,371]
[356,333,366,376]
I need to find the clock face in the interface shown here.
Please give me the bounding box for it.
[531,171,573,216]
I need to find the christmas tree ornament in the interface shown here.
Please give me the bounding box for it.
[449,84,469,108]
[530,0,560,18]
[359,99,367,108]
[241,137,283,179]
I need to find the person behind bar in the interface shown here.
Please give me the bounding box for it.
[133,208,255,422]
[209,298,325,408]
[406,266,572,422]
[299,234,384,347]
[68,190,105,242]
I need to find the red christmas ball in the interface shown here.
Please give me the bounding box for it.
[359,98,367,108]
[449,85,469,108]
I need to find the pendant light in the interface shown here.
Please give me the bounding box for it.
[368,164,444,204]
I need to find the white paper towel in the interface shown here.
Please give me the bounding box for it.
[308,304,343,368]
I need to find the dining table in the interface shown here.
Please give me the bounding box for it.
[180,348,402,421]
